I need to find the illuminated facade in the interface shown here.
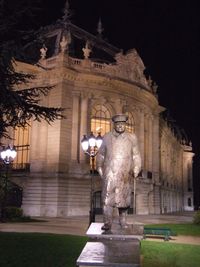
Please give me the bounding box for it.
[5,13,194,217]
[160,119,194,212]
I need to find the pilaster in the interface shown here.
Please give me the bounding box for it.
[152,114,160,183]
[138,111,145,167]
[148,115,153,171]
[80,93,89,161]
[30,120,48,172]
[71,91,81,162]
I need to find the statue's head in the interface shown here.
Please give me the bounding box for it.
[112,114,128,134]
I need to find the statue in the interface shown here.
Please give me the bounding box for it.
[96,114,141,231]
[82,41,91,59]
[60,35,68,53]
[40,45,47,60]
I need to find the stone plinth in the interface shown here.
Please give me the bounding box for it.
[86,222,144,241]
[76,240,140,267]
[76,223,143,266]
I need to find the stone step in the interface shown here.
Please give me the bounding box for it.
[22,177,91,216]
[77,240,140,267]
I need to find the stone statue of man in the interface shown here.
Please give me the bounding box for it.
[96,114,141,231]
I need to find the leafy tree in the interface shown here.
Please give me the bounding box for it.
[193,211,200,225]
[0,0,65,139]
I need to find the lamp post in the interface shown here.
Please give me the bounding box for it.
[0,145,17,221]
[81,132,103,225]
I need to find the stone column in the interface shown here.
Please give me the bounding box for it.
[133,109,140,137]
[80,94,89,161]
[182,150,195,211]
[152,114,161,214]
[136,193,149,215]
[71,91,80,162]
[144,114,149,171]
[148,116,153,172]
[152,114,160,183]
[138,110,145,167]
[30,119,48,172]
[115,98,123,114]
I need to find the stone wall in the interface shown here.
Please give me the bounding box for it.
[7,50,194,217]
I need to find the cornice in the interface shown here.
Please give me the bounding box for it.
[15,59,159,111]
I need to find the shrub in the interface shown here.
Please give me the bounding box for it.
[193,211,200,224]
[4,206,23,219]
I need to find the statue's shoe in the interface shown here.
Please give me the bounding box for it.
[101,223,111,231]
[120,223,129,229]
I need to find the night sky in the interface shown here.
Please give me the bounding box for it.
[26,0,200,205]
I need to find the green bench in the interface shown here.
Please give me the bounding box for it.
[143,227,176,241]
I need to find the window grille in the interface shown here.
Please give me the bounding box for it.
[90,104,111,170]
[125,111,135,133]
[13,125,30,171]
[91,104,111,136]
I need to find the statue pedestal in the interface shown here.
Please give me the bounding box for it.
[86,222,143,240]
[76,223,143,267]
[77,240,140,267]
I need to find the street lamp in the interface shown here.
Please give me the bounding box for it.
[1,146,17,165]
[0,145,17,221]
[81,132,103,225]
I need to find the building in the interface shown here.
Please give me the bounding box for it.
[3,4,194,217]
[160,118,194,212]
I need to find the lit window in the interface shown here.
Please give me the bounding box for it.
[90,104,111,170]
[91,104,111,136]
[13,124,30,171]
[125,111,135,133]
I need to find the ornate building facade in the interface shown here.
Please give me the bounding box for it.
[4,7,194,217]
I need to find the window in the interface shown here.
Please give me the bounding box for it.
[90,104,111,170]
[188,198,192,207]
[125,111,135,133]
[94,191,102,214]
[147,171,152,179]
[13,125,30,171]
[188,178,192,191]
[128,192,134,214]
[91,104,111,136]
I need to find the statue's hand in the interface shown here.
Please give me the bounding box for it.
[133,167,140,178]
[97,167,103,178]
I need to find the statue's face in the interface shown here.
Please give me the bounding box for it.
[114,121,126,134]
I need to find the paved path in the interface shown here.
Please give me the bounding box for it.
[0,212,200,245]
[167,235,200,245]
[0,216,89,236]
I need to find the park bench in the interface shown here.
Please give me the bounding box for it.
[143,227,176,241]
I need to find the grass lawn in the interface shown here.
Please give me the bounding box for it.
[144,223,200,236]
[141,240,200,267]
[0,232,200,267]
[0,232,88,267]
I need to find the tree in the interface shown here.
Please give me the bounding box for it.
[0,0,65,139]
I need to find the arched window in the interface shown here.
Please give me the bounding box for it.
[90,104,111,171]
[188,198,192,207]
[91,104,111,136]
[94,191,102,214]
[13,124,30,171]
[125,111,135,133]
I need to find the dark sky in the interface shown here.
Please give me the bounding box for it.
[34,0,200,204]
